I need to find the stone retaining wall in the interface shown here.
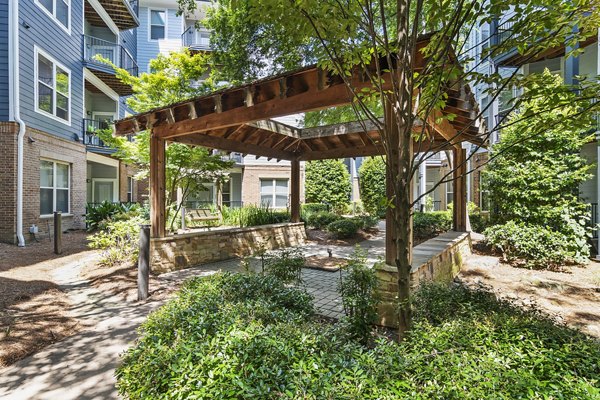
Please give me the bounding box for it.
[376,231,472,328]
[150,223,307,273]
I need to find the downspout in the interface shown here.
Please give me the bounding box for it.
[9,1,26,247]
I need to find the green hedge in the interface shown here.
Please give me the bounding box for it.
[222,205,290,227]
[305,211,341,229]
[117,274,600,399]
[326,219,359,238]
[413,211,452,240]
[484,220,590,268]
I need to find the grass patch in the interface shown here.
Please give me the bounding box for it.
[117,274,600,399]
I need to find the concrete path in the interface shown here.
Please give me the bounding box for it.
[0,227,385,400]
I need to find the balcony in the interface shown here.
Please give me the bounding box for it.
[83,118,133,153]
[85,0,139,31]
[83,35,138,95]
[491,19,598,67]
[83,118,113,151]
[182,26,212,52]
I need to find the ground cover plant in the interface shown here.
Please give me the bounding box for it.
[117,273,600,399]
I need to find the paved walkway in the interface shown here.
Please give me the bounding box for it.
[0,227,385,400]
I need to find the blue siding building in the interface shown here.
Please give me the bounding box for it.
[0,0,141,244]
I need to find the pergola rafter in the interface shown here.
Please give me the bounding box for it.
[114,34,488,264]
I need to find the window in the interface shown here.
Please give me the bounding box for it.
[446,181,453,208]
[260,179,288,208]
[40,160,70,216]
[35,48,70,124]
[150,10,166,40]
[127,177,134,202]
[36,0,70,32]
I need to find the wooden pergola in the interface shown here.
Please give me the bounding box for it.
[114,35,486,265]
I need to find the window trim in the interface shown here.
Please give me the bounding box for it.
[259,178,289,209]
[127,177,134,202]
[34,46,72,126]
[40,159,71,217]
[148,8,168,41]
[34,0,71,34]
[91,178,118,203]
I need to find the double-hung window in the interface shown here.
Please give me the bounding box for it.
[36,48,70,124]
[150,10,166,40]
[40,160,70,216]
[260,179,288,208]
[36,0,70,33]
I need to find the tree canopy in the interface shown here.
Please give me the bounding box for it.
[99,50,233,228]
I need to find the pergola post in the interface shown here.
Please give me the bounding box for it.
[452,147,468,232]
[150,132,166,238]
[290,158,301,223]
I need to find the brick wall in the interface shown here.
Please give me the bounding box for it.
[0,122,87,243]
[0,123,18,243]
[241,165,305,207]
[375,232,472,328]
[150,222,307,273]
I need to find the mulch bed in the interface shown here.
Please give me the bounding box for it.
[306,229,376,246]
[305,256,347,272]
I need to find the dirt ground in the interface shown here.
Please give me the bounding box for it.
[0,231,90,368]
[459,253,600,338]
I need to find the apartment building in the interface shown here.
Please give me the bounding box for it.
[465,18,600,216]
[0,0,148,244]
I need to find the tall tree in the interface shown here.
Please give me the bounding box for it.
[177,0,600,337]
[99,50,233,230]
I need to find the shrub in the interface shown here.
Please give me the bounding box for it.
[305,159,351,209]
[350,215,379,230]
[117,275,600,399]
[326,219,359,238]
[222,205,290,227]
[358,156,386,218]
[301,202,329,216]
[413,211,452,240]
[338,247,379,344]
[484,218,590,268]
[88,216,145,266]
[264,247,305,284]
[469,211,490,233]
[483,71,593,263]
[86,201,142,231]
[306,211,341,229]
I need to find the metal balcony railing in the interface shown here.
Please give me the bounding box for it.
[83,118,110,147]
[83,35,139,76]
[182,26,212,50]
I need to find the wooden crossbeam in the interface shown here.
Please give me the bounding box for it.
[172,133,296,160]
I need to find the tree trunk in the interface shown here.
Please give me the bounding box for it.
[388,0,414,340]
[384,100,414,340]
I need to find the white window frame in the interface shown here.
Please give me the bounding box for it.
[149,8,168,41]
[259,178,289,209]
[34,46,72,126]
[91,178,118,203]
[127,177,134,202]
[35,0,71,34]
[40,159,71,217]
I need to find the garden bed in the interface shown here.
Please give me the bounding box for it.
[0,231,89,368]
[116,273,600,399]
[459,253,600,338]
[304,255,347,272]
